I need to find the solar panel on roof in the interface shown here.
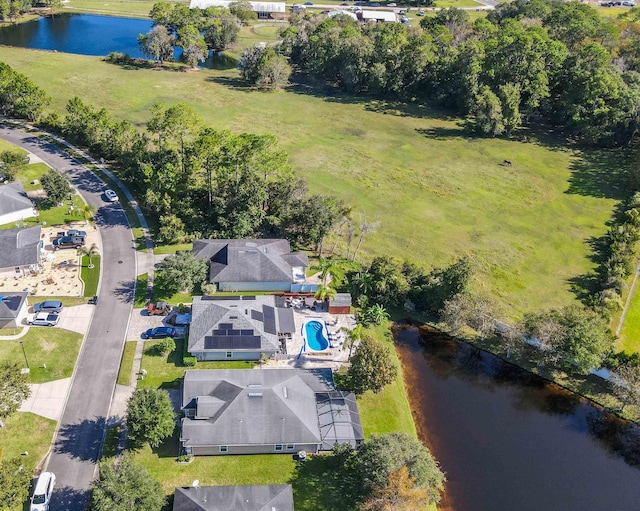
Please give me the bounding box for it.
[204,335,262,350]
[228,329,240,336]
[251,309,264,322]
[263,305,277,335]
[240,329,253,335]
[201,295,240,301]
[218,323,233,329]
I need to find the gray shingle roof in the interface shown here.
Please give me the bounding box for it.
[0,292,28,320]
[192,239,308,284]
[188,296,294,354]
[0,182,33,217]
[0,226,41,270]
[181,368,335,449]
[173,485,294,511]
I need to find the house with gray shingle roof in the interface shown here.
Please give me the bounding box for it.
[0,226,42,276]
[173,485,294,511]
[192,239,308,292]
[180,368,364,456]
[0,292,28,328]
[0,182,36,226]
[188,295,296,361]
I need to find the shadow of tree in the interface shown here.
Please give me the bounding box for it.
[54,416,113,462]
[289,455,360,511]
[112,280,135,303]
[50,484,90,511]
[586,410,640,467]
[566,147,633,201]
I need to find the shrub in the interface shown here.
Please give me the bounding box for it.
[184,356,197,367]
[158,337,176,355]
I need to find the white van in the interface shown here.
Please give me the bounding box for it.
[31,472,56,511]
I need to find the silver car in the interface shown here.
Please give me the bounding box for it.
[104,189,118,202]
[31,472,56,511]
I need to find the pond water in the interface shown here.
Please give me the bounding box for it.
[395,325,640,511]
[0,13,237,68]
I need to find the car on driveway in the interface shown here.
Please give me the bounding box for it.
[53,235,85,250]
[104,189,118,202]
[34,300,64,313]
[143,326,177,339]
[30,472,56,511]
[28,312,60,327]
[65,229,87,238]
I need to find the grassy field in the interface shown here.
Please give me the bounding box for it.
[26,295,87,307]
[80,254,101,296]
[0,328,82,383]
[618,285,640,353]
[0,46,620,320]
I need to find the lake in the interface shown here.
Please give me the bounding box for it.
[395,324,640,511]
[0,13,237,68]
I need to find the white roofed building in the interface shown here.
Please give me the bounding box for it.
[189,0,287,19]
[360,9,397,23]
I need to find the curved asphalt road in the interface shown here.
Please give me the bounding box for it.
[0,125,136,510]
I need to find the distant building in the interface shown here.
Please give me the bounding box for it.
[189,0,287,19]
[0,182,36,226]
[0,292,28,329]
[180,368,364,456]
[359,9,397,22]
[173,485,295,511]
[192,239,308,293]
[0,226,42,277]
[188,295,296,360]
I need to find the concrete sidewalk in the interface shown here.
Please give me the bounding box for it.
[20,378,71,421]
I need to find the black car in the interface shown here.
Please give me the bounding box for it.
[53,236,85,250]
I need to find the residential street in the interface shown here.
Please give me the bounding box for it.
[0,125,137,510]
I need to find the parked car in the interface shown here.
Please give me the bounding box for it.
[623,1,635,5]
[417,9,425,15]
[65,229,87,238]
[303,1,314,4]
[146,301,172,316]
[143,326,177,339]
[371,2,381,5]
[53,236,85,250]
[27,312,60,327]
[34,301,64,313]
[104,189,118,202]
[30,472,56,511]
[388,2,397,5]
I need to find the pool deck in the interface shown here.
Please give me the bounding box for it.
[274,306,357,371]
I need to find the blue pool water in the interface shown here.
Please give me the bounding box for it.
[304,320,329,351]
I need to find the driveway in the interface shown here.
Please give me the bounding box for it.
[0,125,137,510]
[55,305,95,335]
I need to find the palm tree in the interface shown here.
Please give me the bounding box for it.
[341,324,365,360]
[78,243,99,269]
[366,303,390,326]
[315,283,337,303]
[81,204,96,226]
[312,257,353,288]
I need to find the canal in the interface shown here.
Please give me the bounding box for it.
[395,324,640,511]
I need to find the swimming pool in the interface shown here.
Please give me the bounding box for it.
[303,319,330,351]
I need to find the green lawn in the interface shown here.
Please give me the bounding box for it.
[117,340,137,386]
[138,339,256,389]
[618,284,640,353]
[0,328,83,383]
[0,412,56,511]
[0,137,27,154]
[80,254,101,296]
[0,46,618,320]
[153,242,192,255]
[15,162,50,191]
[356,323,417,437]
[26,296,87,307]
[135,273,148,307]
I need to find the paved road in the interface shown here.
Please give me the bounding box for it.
[0,125,137,510]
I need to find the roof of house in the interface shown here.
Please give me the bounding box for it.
[192,239,308,285]
[0,182,33,217]
[188,0,286,13]
[173,485,294,511]
[0,226,41,269]
[181,368,335,448]
[329,293,352,308]
[361,9,397,21]
[0,292,28,320]
[188,296,296,354]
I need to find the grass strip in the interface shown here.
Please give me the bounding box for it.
[80,254,100,297]
[117,341,137,386]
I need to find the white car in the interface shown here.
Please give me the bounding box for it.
[31,472,56,511]
[104,189,118,202]
[27,312,60,327]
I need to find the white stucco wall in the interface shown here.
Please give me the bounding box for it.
[0,207,36,227]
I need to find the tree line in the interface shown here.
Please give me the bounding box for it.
[36,95,342,250]
[276,1,640,147]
